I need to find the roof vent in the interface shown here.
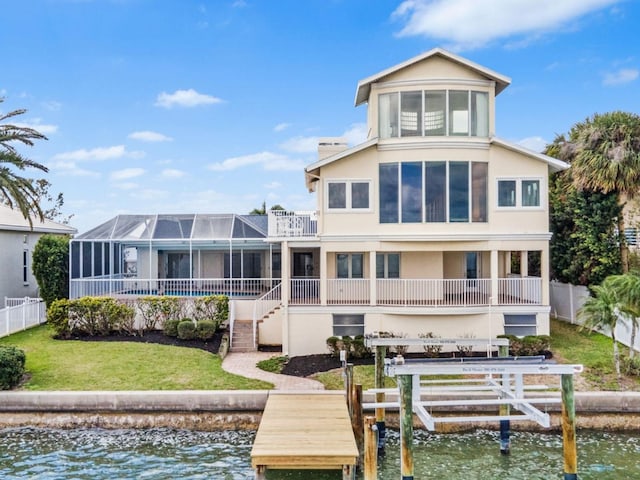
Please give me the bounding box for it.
[317,137,348,160]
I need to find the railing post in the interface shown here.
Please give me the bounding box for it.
[351,384,364,469]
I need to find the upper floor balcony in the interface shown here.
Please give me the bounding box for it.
[268,210,318,239]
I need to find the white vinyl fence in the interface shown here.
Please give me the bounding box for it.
[0,297,47,339]
[550,281,640,352]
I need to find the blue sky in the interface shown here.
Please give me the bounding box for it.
[1,0,638,233]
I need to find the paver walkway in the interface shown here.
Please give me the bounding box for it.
[222,352,325,390]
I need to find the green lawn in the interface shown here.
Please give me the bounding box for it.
[0,325,272,391]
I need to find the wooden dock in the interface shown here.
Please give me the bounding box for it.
[251,393,358,478]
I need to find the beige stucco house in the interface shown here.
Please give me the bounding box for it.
[71,48,568,356]
[258,48,568,355]
[0,204,76,305]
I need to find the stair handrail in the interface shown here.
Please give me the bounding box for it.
[252,283,282,350]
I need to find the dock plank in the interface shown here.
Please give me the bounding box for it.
[251,393,359,471]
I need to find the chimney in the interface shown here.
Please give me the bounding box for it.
[317,137,348,160]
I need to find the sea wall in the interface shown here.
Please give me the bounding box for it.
[0,390,639,431]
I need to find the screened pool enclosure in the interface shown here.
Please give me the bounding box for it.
[70,214,281,299]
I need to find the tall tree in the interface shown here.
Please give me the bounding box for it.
[578,278,623,377]
[32,234,70,307]
[549,112,640,272]
[0,98,49,226]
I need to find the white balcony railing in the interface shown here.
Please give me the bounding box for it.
[70,278,280,299]
[377,279,491,306]
[327,279,370,305]
[290,279,320,304]
[498,277,542,305]
[268,210,318,238]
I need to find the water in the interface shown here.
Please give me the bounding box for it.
[0,427,637,479]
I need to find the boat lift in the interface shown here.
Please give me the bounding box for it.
[360,336,583,480]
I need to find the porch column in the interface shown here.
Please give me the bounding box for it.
[505,251,512,275]
[281,241,290,305]
[540,246,550,304]
[369,251,376,306]
[490,250,498,306]
[320,247,327,305]
[521,251,529,277]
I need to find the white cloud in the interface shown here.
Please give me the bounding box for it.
[517,136,548,153]
[110,168,145,180]
[161,168,186,178]
[274,122,291,132]
[208,151,305,171]
[128,130,173,142]
[113,182,139,190]
[48,160,101,177]
[155,88,222,108]
[232,0,247,7]
[342,123,368,146]
[603,68,639,86]
[52,145,145,162]
[14,120,58,135]
[264,181,282,189]
[279,135,319,153]
[0,88,6,96]
[41,100,62,111]
[392,0,620,50]
[130,189,170,200]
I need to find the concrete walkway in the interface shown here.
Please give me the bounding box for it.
[222,352,325,390]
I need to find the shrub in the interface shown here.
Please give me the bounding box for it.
[196,319,216,340]
[177,319,197,340]
[47,298,71,338]
[621,355,640,376]
[136,296,183,331]
[351,335,371,359]
[326,336,341,357]
[0,346,26,390]
[164,319,180,337]
[456,333,476,357]
[419,332,443,358]
[326,335,371,359]
[32,234,70,307]
[499,334,551,356]
[257,356,288,373]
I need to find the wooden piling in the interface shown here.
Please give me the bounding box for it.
[398,374,414,480]
[498,344,510,455]
[364,416,378,480]
[352,384,364,469]
[561,373,578,480]
[345,363,354,416]
[375,345,387,453]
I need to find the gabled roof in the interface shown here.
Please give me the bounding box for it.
[0,204,76,234]
[355,47,511,106]
[490,137,569,173]
[75,213,268,241]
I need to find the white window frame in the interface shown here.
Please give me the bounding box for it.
[326,179,372,212]
[376,252,400,279]
[496,178,543,209]
[336,253,364,279]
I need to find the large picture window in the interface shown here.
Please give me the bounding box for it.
[380,161,488,224]
[327,180,370,211]
[379,89,489,139]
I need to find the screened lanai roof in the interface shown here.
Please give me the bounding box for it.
[75,214,268,241]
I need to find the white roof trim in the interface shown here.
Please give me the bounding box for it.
[355,47,511,106]
[490,137,569,172]
[305,137,378,172]
[0,204,76,234]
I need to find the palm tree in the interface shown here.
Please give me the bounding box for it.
[577,278,623,376]
[0,98,49,226]
[605,273,640,358]
[554,112,640,272]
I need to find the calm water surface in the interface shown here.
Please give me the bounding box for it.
[0,427,637,479]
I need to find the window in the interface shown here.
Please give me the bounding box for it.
[327,180,370,211]
[379,164,399,223]
[224,251,262,278]
[498,179,541,208]
[376,253,400,278]
[333,314,365,337]
[504,314,537,336]
[379,89,490,138]
[337,253,363,279]
[381,161,488,224]
[23,249,28,285]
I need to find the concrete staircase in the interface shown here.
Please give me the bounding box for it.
[230,320,256,352]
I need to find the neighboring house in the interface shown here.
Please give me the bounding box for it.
[71,48,568,356]
[0,204,76,304]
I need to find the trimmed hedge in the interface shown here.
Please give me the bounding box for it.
[196,320,216,340]
[177,319,197,340]
[0,346,26,390]
[47,297,135,338]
